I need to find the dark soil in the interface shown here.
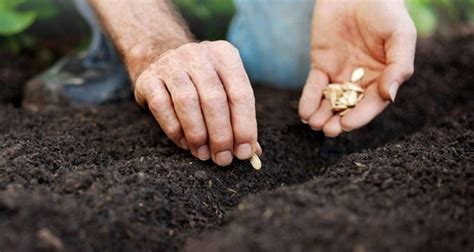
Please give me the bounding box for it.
[187,112,474,252]
[0,36,473,251]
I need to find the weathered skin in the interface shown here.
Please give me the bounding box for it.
[89,0,260,167]
[89,0,416,165]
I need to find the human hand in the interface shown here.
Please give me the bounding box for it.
[134,41,261,166]
[299,0,417,137]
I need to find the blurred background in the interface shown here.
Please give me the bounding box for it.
[0,0,473,70]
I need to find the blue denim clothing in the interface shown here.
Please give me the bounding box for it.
[228,0,315,88]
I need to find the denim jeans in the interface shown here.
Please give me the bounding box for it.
[228,0,315,88]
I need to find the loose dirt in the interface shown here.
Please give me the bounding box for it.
[0,36,473,251]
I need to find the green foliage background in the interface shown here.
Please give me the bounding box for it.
[406,0,474,36]
[0,0,58,53]
[173,0,474,38]
[173,0,235,40]
[0,0,58,35]
[0,0,473,53]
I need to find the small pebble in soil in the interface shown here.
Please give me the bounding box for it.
[194,170,208,181]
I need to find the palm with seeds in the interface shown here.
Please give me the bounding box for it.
[299,0,417,137]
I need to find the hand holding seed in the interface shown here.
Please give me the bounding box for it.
[323,68,366,116]
[134,41,262,167]
[298,0,416,137]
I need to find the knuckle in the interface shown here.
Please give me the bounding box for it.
[202,91,226,107]
[157,50,175,64]
[230,89,254,105]
[148,95,166,112]
[212,40,238,53]
[134,80,145,93]
[164,124,182,139]
[156,51,184,71]
[236,127,257,143]
[134,70,151,90]
[211,133,233,147]
[186,131,207,146]
[175,92,198,108]
[181,43,201,53]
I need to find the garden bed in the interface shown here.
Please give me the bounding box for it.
[0,36,473,251]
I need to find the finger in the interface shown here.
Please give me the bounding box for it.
[379,28,416,102]
[322,115,343,138]
[166,72,209,160]
[298,68,329,123]
[209,41,258,161]
[308,99,333,131]
[134,87,146,109]
[135,73,187,150]
[189,62,234,166]
[341,84,390,131]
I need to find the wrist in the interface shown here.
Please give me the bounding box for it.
[124,37,192,84]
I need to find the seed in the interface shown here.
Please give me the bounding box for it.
[347,91,358,106]
[323,69,366,115]
[250,154,262,170]
[324,84,343,97]
[332,105,347,111]
[344,82,364,93]
[351,67,365,83]
[340,108,351,116]
[332,85,344,96]
[330,92,337,107]
[323,89,331,99]
[338,97,349,106]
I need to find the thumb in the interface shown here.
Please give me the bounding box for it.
[379,29,417,102]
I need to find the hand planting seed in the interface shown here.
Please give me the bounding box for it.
[250,154,262,170]
[323,68,365,116]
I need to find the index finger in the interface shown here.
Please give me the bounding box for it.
[298,68,329,123]
[208,41,258,160]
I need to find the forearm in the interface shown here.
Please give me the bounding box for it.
[89,0,194,83]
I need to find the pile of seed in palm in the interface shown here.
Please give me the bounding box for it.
[323,67,365,116]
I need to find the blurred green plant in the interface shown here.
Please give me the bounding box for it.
[407,0,474,36]
[0,0,58,53]
[173,0,474,39]
[173,0,234,40]
[0,0,57,35]
[1,0,473,56]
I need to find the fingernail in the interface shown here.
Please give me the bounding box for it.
[197,145,210,161]
[389,82,399,102]
[256,142,263,155]
[235,143,252,160]
[301,119,308,124]
[214,150,233,166]
[179,138,188,150]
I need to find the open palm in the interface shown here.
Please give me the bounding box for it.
[299,0,417,137]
